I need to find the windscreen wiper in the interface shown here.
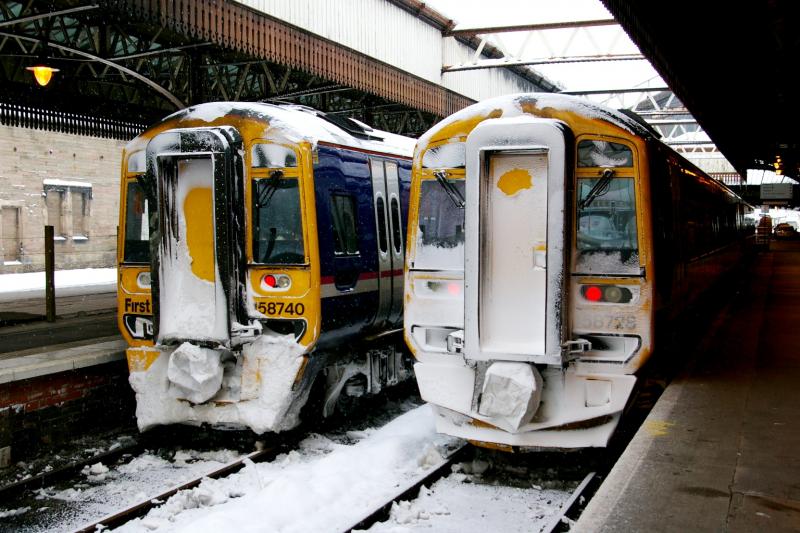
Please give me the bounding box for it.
[433,170,465,209]
[579,168,615,209]
[257,170,284,207]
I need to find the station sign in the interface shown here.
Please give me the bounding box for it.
[760,183,793,200]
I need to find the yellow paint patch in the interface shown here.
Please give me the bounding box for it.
[126,347,160,372]
[644,420,674,437]
[432,108,503,144]
[497,168,532,196]
[184,187,215,282]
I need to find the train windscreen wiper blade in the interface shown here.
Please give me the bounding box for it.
[433,170,465,209]
[257,169,284,207]
[580,168,615,209]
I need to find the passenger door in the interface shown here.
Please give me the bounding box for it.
[370,159,404,328]
[463,118,570,365]
[146,127,245,345]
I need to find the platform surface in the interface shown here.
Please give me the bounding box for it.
[575,241,800,532]
[0,290,122,382]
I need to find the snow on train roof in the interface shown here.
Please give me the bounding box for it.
[157,102,416,158]
[417,92,652,153]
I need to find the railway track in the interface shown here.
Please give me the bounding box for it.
[71,445,291,533]
[343,443,469,532]
[64,440,469,533]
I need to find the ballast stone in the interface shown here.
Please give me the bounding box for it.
[167,342,224,404]
[478,362,543,432]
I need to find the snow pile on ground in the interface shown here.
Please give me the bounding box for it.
[115,405,460,533]
[22,449,244,533]
[0,267,116,302]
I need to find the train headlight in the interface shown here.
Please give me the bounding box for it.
[581,284,633,304]
[604,285,623,303]
[137,271,152,289]
[261,273,291,291]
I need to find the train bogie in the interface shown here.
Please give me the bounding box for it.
[117,103,415,433]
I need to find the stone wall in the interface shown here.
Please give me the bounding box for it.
[0,125,128,273]
[0,361,135,466]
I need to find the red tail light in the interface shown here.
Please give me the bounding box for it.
[581,284,633,303]
[584,285,603,302]
[260,273,291,290]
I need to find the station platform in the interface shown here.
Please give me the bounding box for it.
[575,241,800,532]
[0,293,131,466]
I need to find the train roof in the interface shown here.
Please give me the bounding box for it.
[416,92,654,158]
[129,102,416,158]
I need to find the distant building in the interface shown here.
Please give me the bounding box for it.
[0,124,127,273]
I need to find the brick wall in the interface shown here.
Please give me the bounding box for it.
[0,361,136,464]
[0,125,128,273]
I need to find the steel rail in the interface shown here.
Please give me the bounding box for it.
[540,471,597,533]
[0,436,143,503]
[341,443,469,532]
[70,445,286,533]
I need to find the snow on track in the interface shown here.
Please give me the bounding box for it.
[114,404,460,533]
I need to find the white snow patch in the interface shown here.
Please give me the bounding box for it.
[115,405,460,533]
[130,331,306,433]
[416,93,642,161]
[0,267,116,302]
[0,507,30,518]
[43,178,92,188]
[167,343,225,404]
[155,102,415,158]
[27,449,243,533]
[365,474,572,533]
[157,158,228,343]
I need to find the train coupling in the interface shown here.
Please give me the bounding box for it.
[447,330,464,353]
[563,338,592,354]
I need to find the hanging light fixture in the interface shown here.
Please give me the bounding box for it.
[26,64,59,86]
[26,42,59,87]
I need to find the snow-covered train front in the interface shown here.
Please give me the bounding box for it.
[404,93,752,450]
[117,103,414,432]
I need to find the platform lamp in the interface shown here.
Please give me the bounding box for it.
[26,42,59,87]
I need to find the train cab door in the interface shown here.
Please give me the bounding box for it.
[370,158,403,328]
[463,118,570,366]
[145,127,246,345]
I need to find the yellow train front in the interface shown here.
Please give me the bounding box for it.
[117,103,414,433]
[404,93,752,450]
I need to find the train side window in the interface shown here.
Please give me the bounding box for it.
[123,180,150,263]
[390,197,403,254]
[376,196,388,254]
[577,140,633,168]
[330,194,359,255]
[251,143,297,168]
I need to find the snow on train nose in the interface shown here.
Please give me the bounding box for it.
[157,156,229,345]
[166,342,225,403]
[478,362,543,432]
